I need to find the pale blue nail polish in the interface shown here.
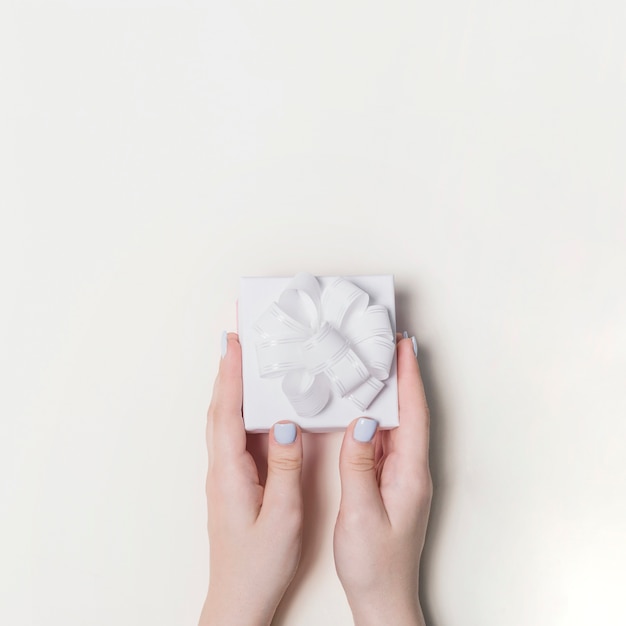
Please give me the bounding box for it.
[274,422,297,445]
[411,336,418,358]
[402,331,409,339]
[221,331,228,358]
[353,417,378,443]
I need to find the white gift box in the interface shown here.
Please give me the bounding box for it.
[239,273,398,433]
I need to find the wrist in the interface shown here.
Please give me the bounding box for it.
[348,592,425,626]
[199,585,277,626]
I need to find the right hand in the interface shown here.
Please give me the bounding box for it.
[333,335,432,626]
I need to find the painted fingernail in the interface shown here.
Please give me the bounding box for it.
[221,331,228,358]
[274,422,297,445]
[402,331,409,339]
[353,417,378,442]
[411,335,418,358]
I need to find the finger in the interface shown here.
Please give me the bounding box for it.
[374,428,385,468]
[246,432,269,486]
[206,332,247,464]
[259,422,303,522]
[375,428,392,483]
[338,418,387,518]
[388,336,430,471]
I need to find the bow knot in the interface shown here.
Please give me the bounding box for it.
[254,273,395,417]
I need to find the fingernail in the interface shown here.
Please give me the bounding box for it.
[274,422,297,445]
[353,417,378,443]
[221,331,228,358]
[411,335,418,358]
[402,331,409,339]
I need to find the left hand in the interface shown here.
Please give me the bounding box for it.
[199,332,304,626]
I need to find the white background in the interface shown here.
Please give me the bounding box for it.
[1,2,625,625]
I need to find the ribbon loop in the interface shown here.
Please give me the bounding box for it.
[278,272,323,328]
[254,303,310,339]
[321,277,370,329]
[254,273,394,417]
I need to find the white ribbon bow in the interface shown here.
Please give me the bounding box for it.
[254,273,395,417]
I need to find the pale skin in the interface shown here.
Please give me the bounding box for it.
[199,332,432,626]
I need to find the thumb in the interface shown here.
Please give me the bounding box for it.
[338,418,386,515]
[260,421,303,521]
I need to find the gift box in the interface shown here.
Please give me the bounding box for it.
[239,273,398,433]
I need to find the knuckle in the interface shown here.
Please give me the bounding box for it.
[205,470,222,497]
[206,462,235,496]
[394,466,432,504]
[411,469,433,503]
[342,453,376,474]
[206,403,221,429]
[270,453,302,473]
[424,472,434,498]
[207,397,222,418]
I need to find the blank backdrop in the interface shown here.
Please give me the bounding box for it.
[2,2,625,625]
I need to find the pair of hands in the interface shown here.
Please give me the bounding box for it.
[199,333,432,626]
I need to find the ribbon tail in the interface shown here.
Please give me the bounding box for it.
[346,377,385,412]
